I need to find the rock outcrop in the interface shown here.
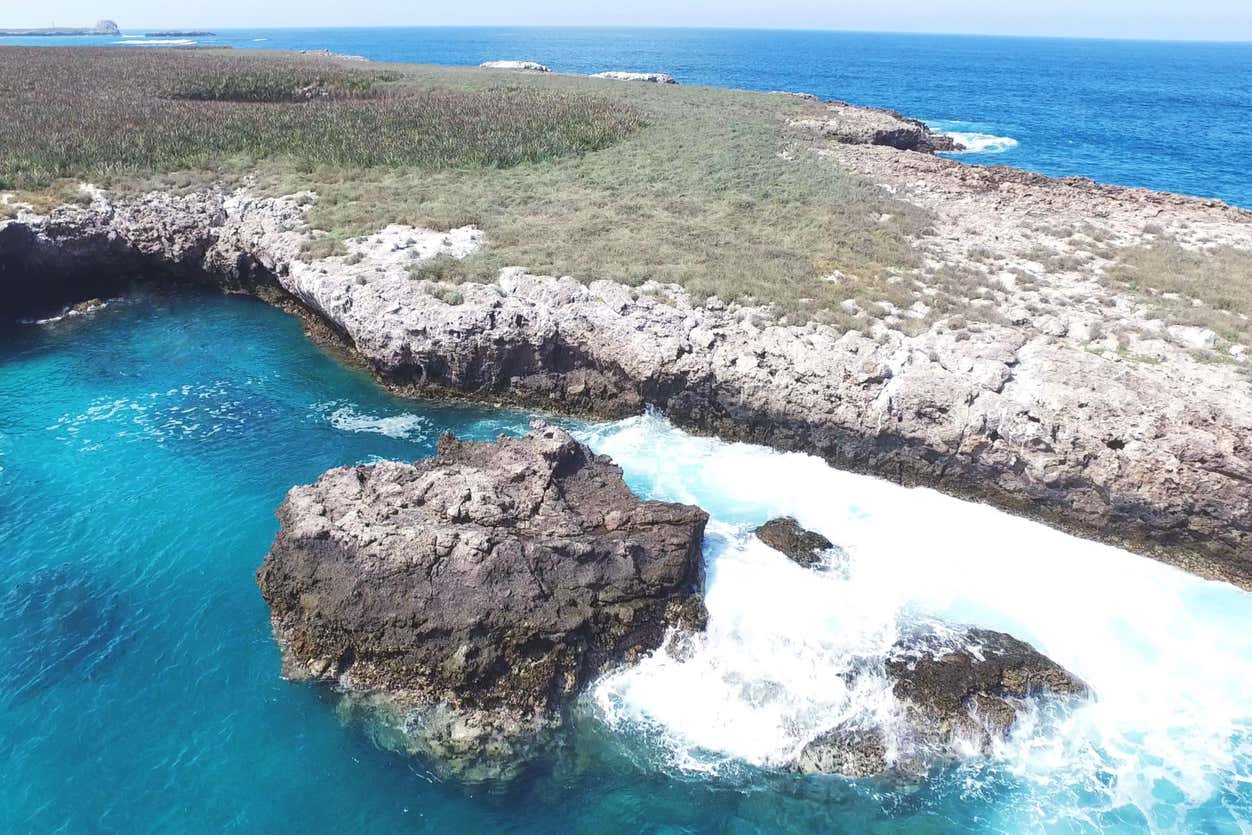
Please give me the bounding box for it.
[3,97,1251,589]
[480,60,551,72]
[255,424,707,779]
[791,101,962,153]
[591,71,678,84]
[755,517,835,568]
[793,628,1089,778]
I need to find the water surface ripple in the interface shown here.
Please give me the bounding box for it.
[1,291,1249,833]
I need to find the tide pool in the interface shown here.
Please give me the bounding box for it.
[1,291,1249,832]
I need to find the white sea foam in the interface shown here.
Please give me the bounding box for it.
[47,381,259,448]
[944,131,1020,154]
[927,120,1019,154]
[116,38,196,46]
[323,404,431,440]
[17,298,116,326]
[577,412,1252,827]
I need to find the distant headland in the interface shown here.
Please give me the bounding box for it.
[0,19,119,36]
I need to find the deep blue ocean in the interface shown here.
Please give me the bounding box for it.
[3,25,1252,835]
[3,26,1251,206]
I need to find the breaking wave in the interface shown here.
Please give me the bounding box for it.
[928,120,1020,154]
[18,298,119,326]
[576,413,1252,829]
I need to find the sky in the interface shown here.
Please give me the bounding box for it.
[4,0,1252,42]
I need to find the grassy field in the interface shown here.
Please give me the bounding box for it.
[1107,240,1252,343]
[0,49,641,187]
[0,47,930,324]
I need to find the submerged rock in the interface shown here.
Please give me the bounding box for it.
[256,423,707,780]
[887,628,1088,744]
[755,517,835,568]
[0,565,128,705]
[792,725,889,777]
[795,627,1089,778]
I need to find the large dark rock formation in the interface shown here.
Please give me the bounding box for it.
[755,517,835,568]
[789,101,963,153]
[256,424,707,779]
[793,628,1089,778]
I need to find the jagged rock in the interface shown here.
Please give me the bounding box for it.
[790,101,962,153]
[255,424,707,779]
[755,517,835,568]
[887,628,1088,745]
[68,298,106,316]
[591,71,678,84]
[794,627,1089,778]
[792,725,889,777]
[480,60,551,72]
[3,164,1251,589]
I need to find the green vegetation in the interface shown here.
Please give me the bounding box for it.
[1,46,935,322]
[0,49,641,187]
[1108,239,1252,343]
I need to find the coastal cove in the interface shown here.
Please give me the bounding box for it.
[1,40,1251,833]
[2,289,1250,832]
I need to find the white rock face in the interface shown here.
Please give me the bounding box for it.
[4,188,1252,589]
[590,71,678,84]
[1167,324,1218,351]
[480,60,551,72]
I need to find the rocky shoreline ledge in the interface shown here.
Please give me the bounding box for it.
[257,429,1087,780]
[257,425,708,779]
[2,102,1249,588]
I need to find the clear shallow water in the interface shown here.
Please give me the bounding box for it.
[2,291,1251,833]
[3,27,1251,206]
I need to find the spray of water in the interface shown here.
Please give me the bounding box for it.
[575,413,1252,828]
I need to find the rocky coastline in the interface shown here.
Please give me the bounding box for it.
[257,424,708,779]
[256,427,1087,781]
[2,98,1250,589]
[793,626,1089,778]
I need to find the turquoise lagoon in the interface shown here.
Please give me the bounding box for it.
[1,290,1250,833]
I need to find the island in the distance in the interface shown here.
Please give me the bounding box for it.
[0,19,119,36]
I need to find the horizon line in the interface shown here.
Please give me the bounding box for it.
[18,22,1252,46]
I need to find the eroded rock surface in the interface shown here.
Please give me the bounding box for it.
[755,517,835,568]
[3,92,1251,588]
[791,101,962,153]
[794,628,1089,778]
[255,424,707,778]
